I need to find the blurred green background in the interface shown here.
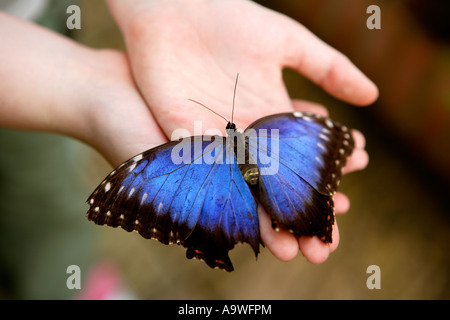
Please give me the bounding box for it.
[0,0,449,299]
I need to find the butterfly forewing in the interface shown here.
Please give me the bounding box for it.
[86,136,260,271]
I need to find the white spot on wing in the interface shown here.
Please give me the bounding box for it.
[132,154,143,162]
[105,182,111,192]
[317,142,325,151]
[128,187,135,197]
[141,192,148,204]
[319,133,330,141]
[128,163,137,172]
[157,202,163,214]
[293,111,303,118]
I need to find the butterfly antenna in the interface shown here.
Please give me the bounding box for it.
[187,99,229,123]
[231,73,239,124]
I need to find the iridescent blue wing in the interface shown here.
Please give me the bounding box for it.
[86,136,259,271]
[245,112,354,242]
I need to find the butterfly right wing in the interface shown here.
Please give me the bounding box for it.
[86,136,259,271]
[245,112,354,243]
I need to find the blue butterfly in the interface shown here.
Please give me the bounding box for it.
[86,108,354,271]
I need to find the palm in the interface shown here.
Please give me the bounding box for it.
[123,0,302,136]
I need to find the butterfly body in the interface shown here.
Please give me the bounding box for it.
[87,111,354,271]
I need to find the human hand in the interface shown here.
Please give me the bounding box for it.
[0,11,166,168]
[106,0,378,264]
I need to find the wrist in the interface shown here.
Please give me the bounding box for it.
[64,49,133,147]
[72,49,165,167]
[105,0,152,33]
[106,0,209,40]
[0,12,100,136]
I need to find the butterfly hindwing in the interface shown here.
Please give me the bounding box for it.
[245,112,354,242]
[86,136,260,271]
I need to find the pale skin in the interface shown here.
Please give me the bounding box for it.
[0,0,377,265]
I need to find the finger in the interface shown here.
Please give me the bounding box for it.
[341,129,369,175]
[298,235,330,264]
[333,192,350,214]
[258,206,299,262]
[352,129,366,149]
[291,99,329,117]
[280,19,378,106]
[297,217,342,263]
[329,222,340,253]
[342,148,369,175]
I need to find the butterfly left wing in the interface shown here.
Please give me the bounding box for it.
[245,112,354,242]
[86,136,259,271]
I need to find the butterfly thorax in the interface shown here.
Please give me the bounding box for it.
[226,124,260,186]
[226,121,237,131]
